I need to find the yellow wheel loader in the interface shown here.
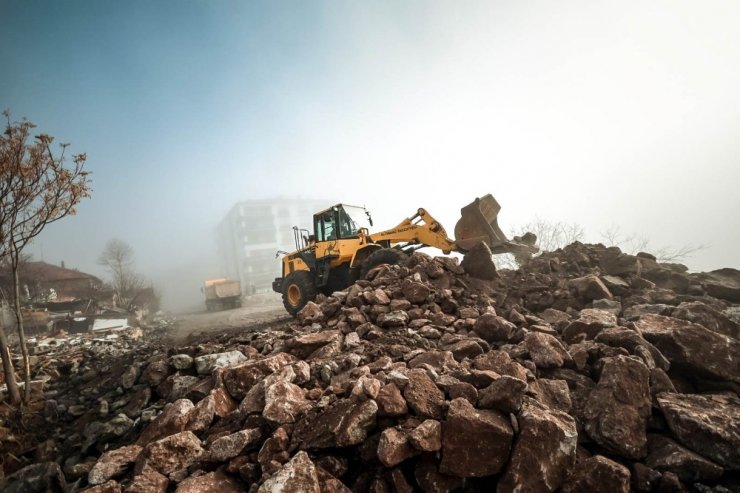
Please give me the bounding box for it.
[272,194,537,315]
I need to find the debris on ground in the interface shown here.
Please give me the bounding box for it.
[1,242,738,492]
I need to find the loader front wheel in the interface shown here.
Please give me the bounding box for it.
[282,271,318,316]
[361,248,406,280]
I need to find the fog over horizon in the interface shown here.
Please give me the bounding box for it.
[2,1,739,312]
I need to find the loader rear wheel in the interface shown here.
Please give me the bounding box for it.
[282,271,318,316]
[361,248,406,280]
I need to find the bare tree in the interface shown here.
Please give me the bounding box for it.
[98,239,145,309]
[599,225,705,263]
[0,111,91,403]
[515,218,585,252]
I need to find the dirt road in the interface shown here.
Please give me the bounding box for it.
[173,295,290,339]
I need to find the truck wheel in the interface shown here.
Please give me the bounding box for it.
[361,248,406,279]
[282,271,318,316]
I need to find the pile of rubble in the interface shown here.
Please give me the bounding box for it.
[1,242,738,492]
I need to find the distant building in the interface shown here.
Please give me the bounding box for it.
[218,198,331,294]
[7,261,103,300]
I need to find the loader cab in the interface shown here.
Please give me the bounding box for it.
[313,204,372,242]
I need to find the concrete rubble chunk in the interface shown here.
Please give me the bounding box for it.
[257,451,321,493]
[194,350,249,375]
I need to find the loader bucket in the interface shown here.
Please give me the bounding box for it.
[454,194,538,258]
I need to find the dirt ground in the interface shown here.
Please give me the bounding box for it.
[172,293,290,339]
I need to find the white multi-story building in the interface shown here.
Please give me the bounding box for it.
[218,198,331,294]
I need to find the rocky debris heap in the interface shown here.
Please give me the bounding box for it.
[1,242,739,493]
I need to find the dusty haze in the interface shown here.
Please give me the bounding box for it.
[2,1,739,312]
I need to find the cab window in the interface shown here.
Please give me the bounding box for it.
[315,211,337,241]
[337,208,357,239]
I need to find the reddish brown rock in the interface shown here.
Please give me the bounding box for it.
[657,392,740,470]
[377,427,418,467]
[440,398,513,478]
[671,301,738,338]
[137,399,194,445]
[0,462,67,493]
[635,314,740,384]
[174,471,242,493]
[316,466,352,493]
[408,419,442,452]
[185,394,215,432]
[125,471,168,493]
[472,350,528,381]
[257,451,321,493]
[473,313,516,342]
[645,434,723,482]
[403,369,445,419]
[88,445,142,485]
[297,301,325,324]
[561,455,631,493]
[376,383,408,417]
[221,352,297,400]
[293,398,378,449]
[497,399,577,493]
[525,331,572,369]
[408,351,459,372]
[562,309,617,343]
[83,480,121,493]
[528,379,572,413]
[207,428,262,462]
[583,356,651,459]
[140,359,170,386]
[415,456,463,493]
[286,330,342,359]
[569,274,613,300]
[594,326,669,371]
[135,431,203,476]
[478,375,527,413]
[263,381,311,424]
[401,278,431,304]
[461,242,498,281]
[258,428,290,474]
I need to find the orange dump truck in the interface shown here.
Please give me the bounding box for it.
[202,278,242,311]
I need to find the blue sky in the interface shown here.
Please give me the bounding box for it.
[3,1,740,310]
